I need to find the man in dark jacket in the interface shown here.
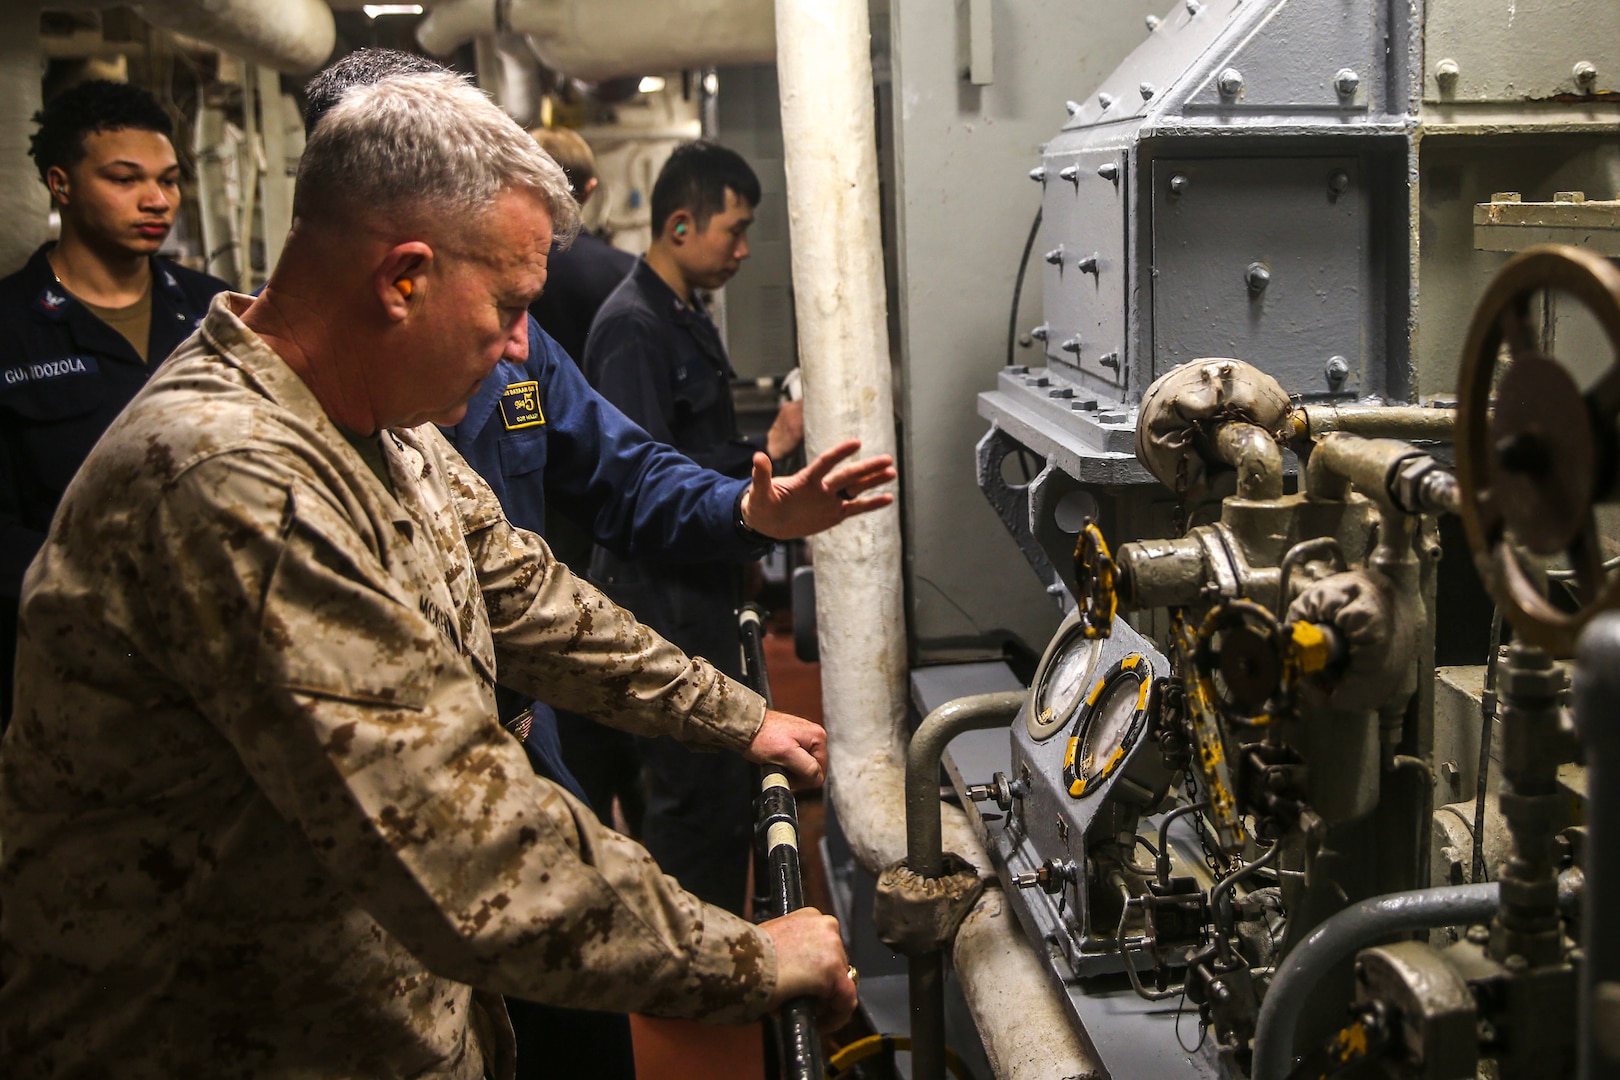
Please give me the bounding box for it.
[528,126,634,367]
[0,80,228,726]
[583,141,805,915]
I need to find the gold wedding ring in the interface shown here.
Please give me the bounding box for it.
[847,964,860,988]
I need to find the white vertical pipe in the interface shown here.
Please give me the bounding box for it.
[775,8,1102,1075]
[0,2,46,276]
[774,0,909,874]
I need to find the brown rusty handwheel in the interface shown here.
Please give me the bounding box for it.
[1456,245,1620,653]
[1073,519,1118,639]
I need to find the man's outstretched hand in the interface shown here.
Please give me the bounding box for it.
[740,439,896,540]
[744,709,828,788]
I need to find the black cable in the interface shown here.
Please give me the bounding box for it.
[1006,206,1044,370]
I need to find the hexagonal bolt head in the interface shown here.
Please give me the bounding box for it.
[1328,170,1351,196]
[1077,253,1099,274]
[1334,68,1361,97]
[1169,173,1191,196]
[1065,99,1082,116]
[1140,82,1157,100]
[1028,165,1048,183]
[1030,324,1050,341]
[1325,354,1350,383]
[1435,58,1460,88]
[1097,162,1120,181]
[1044,246,1066,265]
[1217,68,1245,97]
[1145,13,1162,30]
[1574,61,1599,88]
[1246,262,1272,293]
[1060,336,1083,354]
[1185,0,1202,14]
[1059,165,1080,184]
[1098,92,1117,110]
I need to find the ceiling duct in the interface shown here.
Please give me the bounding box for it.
[417,0,775,81]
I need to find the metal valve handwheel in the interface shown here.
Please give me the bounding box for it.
[1073,519,1119,639]
[1457,244,1620,653]
[1193,600,1285,723]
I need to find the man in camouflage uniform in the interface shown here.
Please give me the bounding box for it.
[0,73,854,1078]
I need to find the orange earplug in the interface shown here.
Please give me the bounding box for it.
[395,278,413,298]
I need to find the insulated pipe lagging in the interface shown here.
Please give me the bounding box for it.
[775,0,908,880]
[902,692,1025,1080]
[1251,877,1584,1080]
[138,0,335,74]
[418,0,777,80]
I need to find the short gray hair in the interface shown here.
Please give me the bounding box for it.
[293,71,579,244]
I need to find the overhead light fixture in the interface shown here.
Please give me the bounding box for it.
[638,75,666,94]
[362,4,424,18]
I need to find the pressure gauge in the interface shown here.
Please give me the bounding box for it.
[1063,653,1154,798]
[1026,624,1103,741]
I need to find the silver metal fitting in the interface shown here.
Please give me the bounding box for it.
[1334,68,1361,98]
[1217,68,1244,97]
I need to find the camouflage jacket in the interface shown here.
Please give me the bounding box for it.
[0,294,775,1079]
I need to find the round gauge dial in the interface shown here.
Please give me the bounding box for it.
[1063,654,1153,798]
[1026,626,1103,741]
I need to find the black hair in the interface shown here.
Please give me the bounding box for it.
[302,48,448,136]
[28,80,174,184]
[650,141,761,239]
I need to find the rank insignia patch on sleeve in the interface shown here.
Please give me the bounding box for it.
[499,380,545,430]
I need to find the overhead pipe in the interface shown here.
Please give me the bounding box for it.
[418,0,776,82]
[44,0,334,74]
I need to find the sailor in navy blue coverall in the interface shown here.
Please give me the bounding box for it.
[0,244,226,726]
[441,314,770,800]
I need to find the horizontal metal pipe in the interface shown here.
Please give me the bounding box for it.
[1251,876,1582,1080]
[1293,404,1456,443]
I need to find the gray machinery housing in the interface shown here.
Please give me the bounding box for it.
[952,1,1620,1078]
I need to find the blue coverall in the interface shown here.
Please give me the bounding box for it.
[440,316,770,1080]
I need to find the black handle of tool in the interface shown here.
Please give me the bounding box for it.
[739,605,825,1080]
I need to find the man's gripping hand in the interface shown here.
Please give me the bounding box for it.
[744,709,828,788]
[761,907,858,1031]
[739,439,897,541]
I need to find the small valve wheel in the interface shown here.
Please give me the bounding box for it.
[1456,244,1620,652]
[1194,600,1285,722]
[1073,519,1119,639]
